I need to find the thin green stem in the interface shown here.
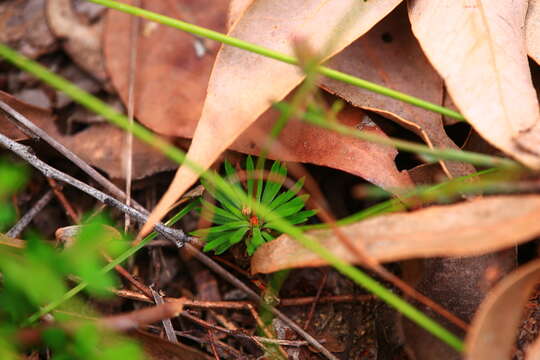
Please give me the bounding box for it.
[86,0,465,121]
[302,168,498,230]
[274,102,520,169]
[0,43,462,351]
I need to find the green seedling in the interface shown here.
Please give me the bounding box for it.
[195,156,316,255]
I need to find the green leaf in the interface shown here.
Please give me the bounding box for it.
[224,160,243,192]
[201,199,243,222]
[268,178,305,210]
[256,159,265,203]
[101,340,142,360]
[192,221,248,237]
[0,160,28,198]
[201,178,242,217]
[246,155,255,198]
[261,161,286,205]
[261,231,275,242]
[273,194,309,218]
[229,226,249,246]
[284,209,317,225]
[203,233,234,253]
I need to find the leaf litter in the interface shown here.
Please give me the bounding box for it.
[4,0,540,358]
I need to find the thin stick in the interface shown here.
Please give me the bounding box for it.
[0,100,147,213]
[6,190,54,238]
[47,178,80,223]
[124,0,141,231]
[0,132,188,246]
[151,287,178,343]
[304,270,327,329]
[115,289,375,308]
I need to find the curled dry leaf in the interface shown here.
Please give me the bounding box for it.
[46,0,108,82]
[408,0,540,168]
[527,0,540,65]
[0,91,175,179]
[465,259,540,360]
[321,4,475,179]
[251,195,540,274]
[139,0,404,236]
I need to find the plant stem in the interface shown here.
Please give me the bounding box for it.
[85,0,465,121]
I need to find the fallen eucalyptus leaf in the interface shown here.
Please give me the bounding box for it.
[105,1,411,190]
[321,4,475,179]
[408,0,540,168]
[465,259,540,359]
[251,195,540,274]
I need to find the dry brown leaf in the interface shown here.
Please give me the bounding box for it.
[0,0,57,59]
[0,91,175,179]
[58,124,177,179]
[408,0,540,168]
[141,0,404,236]
[251,195,540,274]
[465,259,540,359]
[105,0,229,137]
[46,0,107,82]
[228,0,253,30]
[527,0,540,65]
[235,103,414,189]
[0,91,53,141]
[321,4,475,179]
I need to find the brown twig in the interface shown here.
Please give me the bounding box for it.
[151,287,178,343]
[304,270,328,329]
[207,329,221,360]
[123,0,141,231]
[116,288,375,307]
[0,100,147,213]
[6,189,54,238]
[47,178,80,223]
